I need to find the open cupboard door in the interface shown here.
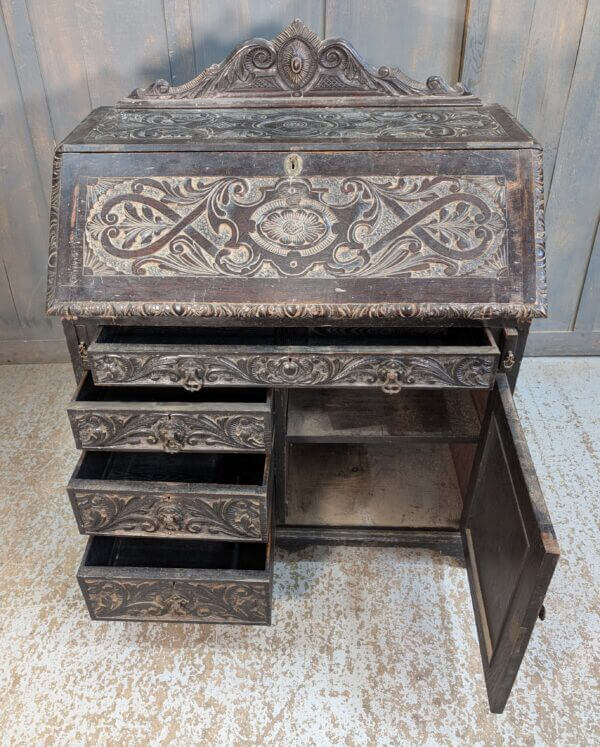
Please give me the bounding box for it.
[462,375,559,713]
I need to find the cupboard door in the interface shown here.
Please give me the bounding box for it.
[462,374,559,713]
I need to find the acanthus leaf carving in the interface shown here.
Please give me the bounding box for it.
[73,491,264,539]
[71,410,266,451]
[89,352,496,390]
[82,579,269,623]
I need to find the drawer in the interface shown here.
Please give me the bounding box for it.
[68,373,272,452]
[88,326,499,393]
[77,535,272,624]
[68,450,271,541]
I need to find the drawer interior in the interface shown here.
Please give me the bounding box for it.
[95,325,495,349]
[85,536,268,570]
[97,326,277,345]
[76,374,269,403]
[75,451,267,485]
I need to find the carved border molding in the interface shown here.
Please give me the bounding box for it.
[532,148,548,317]
[49,300,546,322]
[125,19,469,103]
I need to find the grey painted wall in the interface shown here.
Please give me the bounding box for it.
[0,0,598,360]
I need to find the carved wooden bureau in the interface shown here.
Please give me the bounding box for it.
[47,21,559,713]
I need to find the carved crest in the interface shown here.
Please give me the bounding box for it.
[126,19,469,104]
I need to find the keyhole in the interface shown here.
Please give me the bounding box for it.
[284,153,303,177]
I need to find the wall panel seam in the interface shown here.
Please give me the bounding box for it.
[2,259,21,328]
[571,212,600,330]
[161,0,175,85]
[546,0,590,204]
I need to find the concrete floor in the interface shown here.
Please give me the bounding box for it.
[0,358,598,745]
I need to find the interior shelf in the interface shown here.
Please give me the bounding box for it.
[286,389,482,443]
[285,442,464,529]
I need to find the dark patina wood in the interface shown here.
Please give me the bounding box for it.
[68,373,272,452]
[461,375,559,713]
[78,535,273,624]
[47,20,558,712]
[68,450,271,542]
[86,326,499,392]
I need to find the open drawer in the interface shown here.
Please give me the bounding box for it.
[87,326,500,393]
[68,450,271,541]
[77,535,273,624]
[68,373,272,452]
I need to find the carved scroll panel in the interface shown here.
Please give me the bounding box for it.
[72,490,266,539]
[84,107,507,143]
[81,579,269,623]
[84,174,507,281]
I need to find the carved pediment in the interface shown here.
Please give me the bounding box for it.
[126,19,470,104]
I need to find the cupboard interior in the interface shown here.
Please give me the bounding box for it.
[283,388,489,529]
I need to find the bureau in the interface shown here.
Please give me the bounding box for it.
[47,20,558,713]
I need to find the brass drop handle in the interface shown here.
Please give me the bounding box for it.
[181,371,203,391]
[503,351,515,370]
[381,370,403,395]
[160,434,183,454]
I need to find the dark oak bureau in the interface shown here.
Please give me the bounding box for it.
[47,20,559,713]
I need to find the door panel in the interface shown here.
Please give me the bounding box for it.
[462,374,559,713]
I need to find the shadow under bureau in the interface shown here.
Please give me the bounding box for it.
[47,20,559,714]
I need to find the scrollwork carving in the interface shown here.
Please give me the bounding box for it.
[127,20,468,102]
[82,579,269,623]
[71,410,266,451]
[83,107,506,144]
[82,174,507,280]
[89,352,496,389]
[73,491,264,539]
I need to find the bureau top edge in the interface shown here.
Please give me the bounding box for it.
[57,103,536,154]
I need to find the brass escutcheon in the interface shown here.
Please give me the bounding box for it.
[284,153,303,176]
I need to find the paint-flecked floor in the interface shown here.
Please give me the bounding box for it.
[0,358,598,745]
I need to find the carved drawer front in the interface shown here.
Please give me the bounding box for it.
[68,450,271,542]
[88,326,500,393]
[68,373,272,452]
[77,535,273,624]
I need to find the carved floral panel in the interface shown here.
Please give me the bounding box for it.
[82,579,269,623]
[84,107,507,143]
[90,352,497,391]
[73,491,265,539]
[70,410,266,451]
[83,174,507,280]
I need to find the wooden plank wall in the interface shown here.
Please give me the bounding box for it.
[0,0,597,360]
